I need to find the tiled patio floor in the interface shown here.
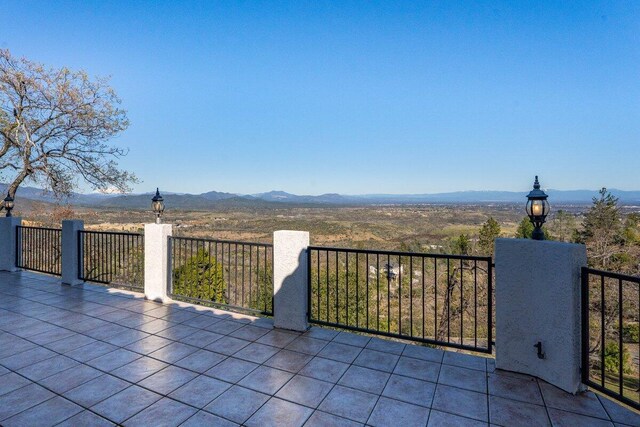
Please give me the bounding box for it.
[0,271,638,426]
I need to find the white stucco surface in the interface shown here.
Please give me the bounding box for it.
[273,230,309,332]
[144,223,172,303]
[495,238,587,394]
[61,220,84,285]
[0,217,21,272]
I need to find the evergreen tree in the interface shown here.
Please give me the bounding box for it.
[550,210,577,242]
[623,213,640,245]
[478,217,500,255]
[451,234,471,255]
[577,188,623,269]
[515,217,534,239]
[515,217,550,240]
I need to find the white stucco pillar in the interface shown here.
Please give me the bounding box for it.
[273,230,310,331]
[144,223,172,302]
[495,238,587,394]
[61,220,84,285]
[0,217,21,272]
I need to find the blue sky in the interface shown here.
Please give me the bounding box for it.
[1,1,638,194]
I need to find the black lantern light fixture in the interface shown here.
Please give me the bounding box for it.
[3,192,14,217]
[526,176,549,240]
[151,188,165,224]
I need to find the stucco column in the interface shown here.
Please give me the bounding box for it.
[144,223,172,302]
[273,230,310,331]
[495,238,587,394]
[0,217,21,272]
[61,220,84,285]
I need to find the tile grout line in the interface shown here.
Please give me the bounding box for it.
[364,342,407,426]
[594,393,614,423]
[485,357,491,426]
[0,362,127,426]
[6,274,631,425]
[1,307,496,426]
[425,349,446,426]
[223,333,333,426]
[0,293,261,425]
[306,332,369,424]
[536,378,554,426]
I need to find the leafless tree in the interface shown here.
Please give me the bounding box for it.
[0,49,136,211]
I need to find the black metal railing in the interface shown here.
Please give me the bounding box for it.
[581,267,640,410]
[169,236,274,315]
[308,246,493,353]
[16,226,62,275]
[78,230,144,291]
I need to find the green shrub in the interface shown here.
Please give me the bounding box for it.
[173,249,226,302]
[623,323,639,343]
[603,342,633,374]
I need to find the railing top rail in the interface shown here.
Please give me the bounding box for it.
[80,230,143,237]
[170,235,273,248]
[17,225,62,232]
[582,266,640,283]
[307,245,492,262]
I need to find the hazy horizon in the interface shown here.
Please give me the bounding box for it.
[5,181,640,198]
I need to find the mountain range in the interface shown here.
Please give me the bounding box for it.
[2,184,640,210]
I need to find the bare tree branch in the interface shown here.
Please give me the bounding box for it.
[0,48,136,210]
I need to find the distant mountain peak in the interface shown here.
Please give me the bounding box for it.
[3,183,640,207]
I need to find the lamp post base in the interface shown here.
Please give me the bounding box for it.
[532,227,545,240]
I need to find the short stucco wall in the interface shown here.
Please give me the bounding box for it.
[144,223,172,302]
[62,220,83,285]
[495,238,587,394]
[0,217,21,272]
[273,230,309,332]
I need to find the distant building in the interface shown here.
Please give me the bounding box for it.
[369,263,403,280]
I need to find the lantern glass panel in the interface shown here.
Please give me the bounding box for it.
[532,200,543,216]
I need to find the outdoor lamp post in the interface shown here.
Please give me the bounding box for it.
[526,176,549,240]
[151,188,165,224]
[3,192,14,217]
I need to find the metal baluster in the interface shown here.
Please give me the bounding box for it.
[618,278,623,397]
[335,251,339,324]
[356,252,359,328]
[601,275,605,388]
[399,255,402,335]
[474,260,478,348]
[447,258,450,343]
[346,251,349,326]
[460,258,463,346]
